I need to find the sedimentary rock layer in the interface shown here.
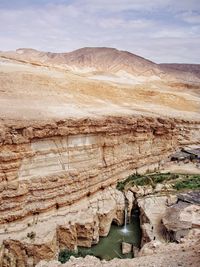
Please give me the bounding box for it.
[0,115,200,266]
[1,116,197,225]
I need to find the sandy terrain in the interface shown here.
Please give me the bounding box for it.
[0,56,199,124]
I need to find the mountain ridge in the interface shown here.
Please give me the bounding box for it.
[1,47,199,81]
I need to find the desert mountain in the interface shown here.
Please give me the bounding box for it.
[160,63,200,79]
[1,47,199,82]
[0,47,199,123]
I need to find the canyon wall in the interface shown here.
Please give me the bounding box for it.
[0,116,200,266]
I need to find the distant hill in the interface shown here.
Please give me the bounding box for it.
[1,47,199,82]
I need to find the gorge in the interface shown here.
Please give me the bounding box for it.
[0,47,199,266]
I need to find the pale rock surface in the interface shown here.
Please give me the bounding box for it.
[137,195,170,244]
[121,242,132,254]
[162,201,200,242]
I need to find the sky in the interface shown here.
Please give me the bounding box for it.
[0,0,199,63]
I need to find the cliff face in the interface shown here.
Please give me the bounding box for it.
[0,116,177,224]
[0,115,200,266]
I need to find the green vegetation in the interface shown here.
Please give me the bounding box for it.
[116,172,200,192]
[173,175,200,190]
[58,249,94,263]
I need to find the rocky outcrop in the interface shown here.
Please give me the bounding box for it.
[137,189,200,246]
[137,195,172,245]
[0,116,176,227]
[177,191,200,204]
[162,201,200,242]
[0,186,133,266]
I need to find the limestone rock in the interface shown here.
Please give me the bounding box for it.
[57,224,77,251]
[154,183,164,193]
[0,46,200,266]
[138,195,169,244]
[162,202,200,242]
[122,242,132,254]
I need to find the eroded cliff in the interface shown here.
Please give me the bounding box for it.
[0,114,200,266]
[0,47,200,266]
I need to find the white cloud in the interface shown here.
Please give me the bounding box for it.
[178,11,200,24]
[0,0,199,63]
[98,18,154,29]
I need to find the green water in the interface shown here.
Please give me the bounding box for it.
[79,209,141,260]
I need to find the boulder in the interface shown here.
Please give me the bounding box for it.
[162,201,200,242]
[154,183,164,193]
[137,195,169,244]
[139,240,162,256]
[122,242,132,254]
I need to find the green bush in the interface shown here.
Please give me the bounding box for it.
[58,249,94,263]
[116,172,200,192]
[173,175,200,191]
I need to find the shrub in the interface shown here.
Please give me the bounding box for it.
[58,249,94,263]
[173,175,200,190]
[27,231,36,239]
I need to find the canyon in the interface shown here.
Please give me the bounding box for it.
[0,47,199,266]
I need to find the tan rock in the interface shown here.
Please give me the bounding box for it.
[122,242,132,254]
[166,194,178,206]
[162,202,200,242]
[132,246,139,257]
[138,195,169,244]
[57,224,77,251]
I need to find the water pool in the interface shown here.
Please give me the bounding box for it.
[79,209,141,260]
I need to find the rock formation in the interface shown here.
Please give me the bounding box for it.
[0,47,199,266]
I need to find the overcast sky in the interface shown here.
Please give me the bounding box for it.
[0,0,199,63]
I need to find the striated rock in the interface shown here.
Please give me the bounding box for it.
[137,195,176,245]
[1,238,57,267]
[57,224,77,251]
[177,191,200,205]
[0,186,132,265]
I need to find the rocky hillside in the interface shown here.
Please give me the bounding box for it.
[1,47,200,82]
[160,63,200,79]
